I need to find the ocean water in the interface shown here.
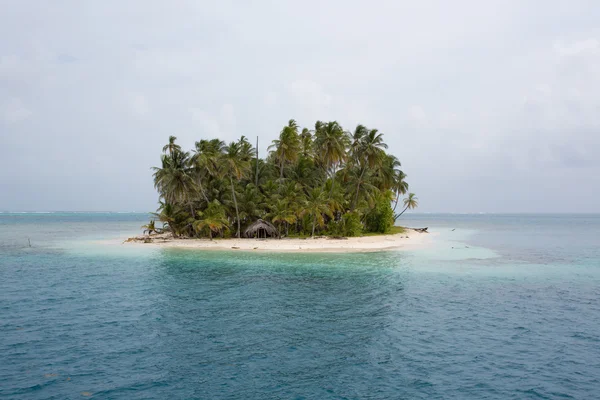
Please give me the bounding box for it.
[1,213,599,399]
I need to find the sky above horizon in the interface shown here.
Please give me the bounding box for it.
[1,1,599,213]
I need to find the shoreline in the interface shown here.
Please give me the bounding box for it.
[121,228,433,253]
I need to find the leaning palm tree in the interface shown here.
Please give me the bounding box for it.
[303,187,334,237]
[396,193,418,219]
[392,171,409,214]
[153,201,181,238]
[221,141,250,238]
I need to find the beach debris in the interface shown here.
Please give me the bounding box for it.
[451,228,456,231]
[232,246,240,249]
[253,247,258,249]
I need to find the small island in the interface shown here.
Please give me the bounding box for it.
[130,119,422,251]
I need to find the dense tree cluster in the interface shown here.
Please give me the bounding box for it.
[148,119,418,239]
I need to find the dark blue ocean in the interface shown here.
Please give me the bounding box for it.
[1,213,599,399]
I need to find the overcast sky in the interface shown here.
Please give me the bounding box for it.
[1,1,599,212]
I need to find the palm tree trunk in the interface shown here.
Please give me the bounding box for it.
[352,166,366,210]
[397,204,409,218]
[279,161,284,180]
[328,168,336,199]
[229,177,241,238]
[392,192,400,213]
[255,136,260,187]
[198,178,209,203]
[311,215,317,237]
[189,202,195,219]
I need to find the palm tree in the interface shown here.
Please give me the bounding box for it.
[350,124,368,161]
[162,135,181,156]
[153,201,182,238]
[345,165,379,210]
[300,127,313,157]
[303,187,334,237]
[221,141,250,238]
[237,184,265,225]
[396,193,418,219]
[193,201,229,239]
[238,135,255,162]
[268,198,296,239]
[141,220,157,235]
[376,154,402,191]
[392,171,409,214]
[350,128,388,209]
[313,121,349,196]
[268,119,301,180]
[191,140,219,203]
[152,151,198,218]
[279,181,306,235]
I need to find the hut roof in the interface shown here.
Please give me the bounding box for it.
[244,219,278,237]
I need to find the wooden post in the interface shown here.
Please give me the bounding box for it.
[255,136,259,188]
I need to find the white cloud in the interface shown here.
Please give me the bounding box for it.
[287,80,332,108]
[190,104,237,142]
[264,91,277,107]
[407,106,427,122]
[554,38,599,57]
[127,94,150,117]
[1,98,32,123]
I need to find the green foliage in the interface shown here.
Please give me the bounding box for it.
[342,212,363,237]
[365,196,395,234]
[151,120,416,238]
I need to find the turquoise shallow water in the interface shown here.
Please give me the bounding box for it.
[1,213,599,399]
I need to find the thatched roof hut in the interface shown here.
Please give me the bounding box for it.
[244,219,278,238]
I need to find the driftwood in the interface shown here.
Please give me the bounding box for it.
[410,227,429,233]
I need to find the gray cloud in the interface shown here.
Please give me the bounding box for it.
[1,0,599,212]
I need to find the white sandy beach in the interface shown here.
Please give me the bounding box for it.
[123,229,433,253]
